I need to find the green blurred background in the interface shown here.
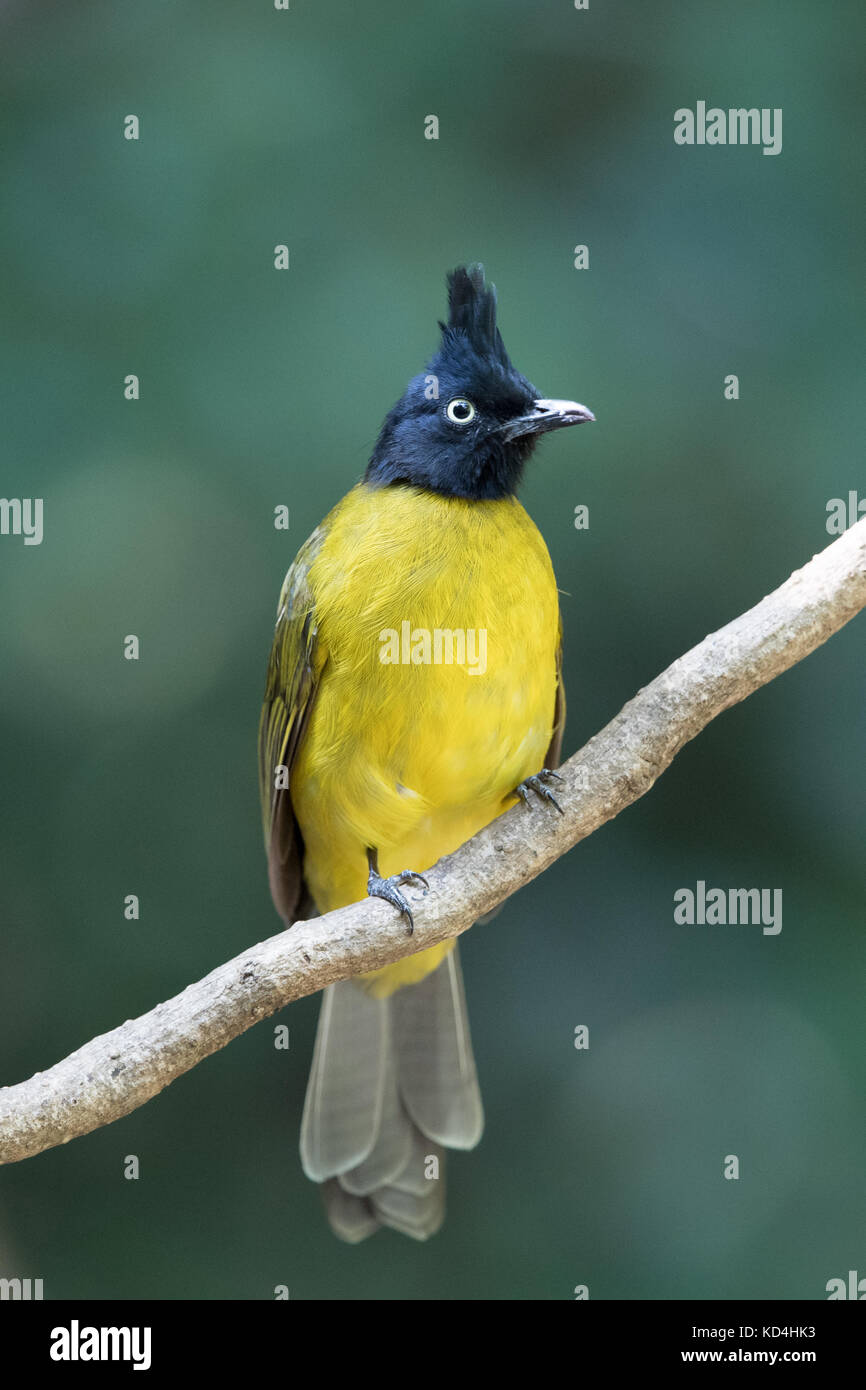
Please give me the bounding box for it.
[1,0,864,1300]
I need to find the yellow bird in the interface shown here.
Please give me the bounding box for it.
[259,265,593,1240]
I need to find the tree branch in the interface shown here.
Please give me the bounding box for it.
[1,519,864,1165]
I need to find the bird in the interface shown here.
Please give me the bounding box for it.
[258,264,594,1241]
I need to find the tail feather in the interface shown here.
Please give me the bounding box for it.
[392,948,484,1148]
[372,1137,446,1239]
[320,1180,379,1244]
[301,944,483,1240]
[336,1042,413,1195]
[300,978,388,1181]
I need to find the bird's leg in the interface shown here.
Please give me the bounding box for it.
[365,847,429,935]
[513,768,564,815]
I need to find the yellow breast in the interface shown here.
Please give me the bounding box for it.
[291,482,561,994]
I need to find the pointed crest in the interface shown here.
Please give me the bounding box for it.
[439,264,511,367]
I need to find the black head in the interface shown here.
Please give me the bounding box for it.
[365,264,593,501]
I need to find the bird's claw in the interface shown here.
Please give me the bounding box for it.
[514,768,564,815]
[366,849,428,934]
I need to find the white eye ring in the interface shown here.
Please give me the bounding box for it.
[445,397,476,425]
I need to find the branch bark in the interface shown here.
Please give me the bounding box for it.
[2,518,864,1165]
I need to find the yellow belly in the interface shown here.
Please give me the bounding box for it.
[291,482,560,997]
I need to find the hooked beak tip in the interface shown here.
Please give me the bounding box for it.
[535,399,595,426]
[502,398,595,440]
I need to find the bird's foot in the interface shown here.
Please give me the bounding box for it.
[366,847,429,935]
[514,768,564,815]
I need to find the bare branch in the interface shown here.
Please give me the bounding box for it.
[1,518,864,1165]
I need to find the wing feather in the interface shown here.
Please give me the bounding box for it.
[257,524,327,923]
[545,614,566,770]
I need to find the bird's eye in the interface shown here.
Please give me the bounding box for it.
[445,397,476,425]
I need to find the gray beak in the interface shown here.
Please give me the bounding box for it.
[499,398,595,442]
